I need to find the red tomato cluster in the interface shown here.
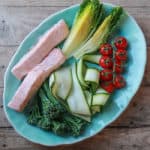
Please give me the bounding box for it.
[99,37,128,93]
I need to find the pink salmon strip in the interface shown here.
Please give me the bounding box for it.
[8,48,66,112]
[12,20,69,80]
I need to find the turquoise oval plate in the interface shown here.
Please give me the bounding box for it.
[3,3,146,146]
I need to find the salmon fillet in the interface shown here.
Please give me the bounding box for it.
[12,20,69,80]
[8,48,66,112]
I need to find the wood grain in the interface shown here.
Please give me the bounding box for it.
[0,127,150,150]
[0,88,10,127]
[0,46,17,87]
[0,0,150,7]
[0,7,64,46]
[0,0,150,149]
[0,7,150,46]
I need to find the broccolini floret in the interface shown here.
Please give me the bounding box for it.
[39,81,66,119]
[63,114,87,136]
[26,79,88,137]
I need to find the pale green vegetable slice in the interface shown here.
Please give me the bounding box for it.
[91,105,101,114]
[49,73,55,89]
[49,67,72,100]
[92,93,110,106]
[74,114,91,122]
[85,68,99,84]
[85,68,99,91]
[83,54,101,64]
[67,63,91,116]
[77,58,88,88]
[96,88,109,94]
[84,90,92,106]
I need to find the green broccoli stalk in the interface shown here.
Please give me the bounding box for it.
[64,114,87,136]
[50,115,87,136]
[51,121,70,136]
[63,114,87,136]
[39,82,66,120]
[25,95,41,126]
[27,103,41,125]
[26,79,88,137]
[37,117,52,130]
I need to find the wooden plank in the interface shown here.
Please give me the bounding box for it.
[144,48,150,86]
[0,0,150,7]
[0,46,16,88]
[1,86,150,127]
[0,0,82,7]
[0,127,150,150]
[117,0,150,7]
[0,88,10,127]
[0,7,65,46]
[0,0,149,149]
[0,7,150,46]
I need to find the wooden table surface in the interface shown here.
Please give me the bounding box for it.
[0,0,150,149]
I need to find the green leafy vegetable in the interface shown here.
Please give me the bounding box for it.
[63,114,87,136]
[27,103,41,125]
[26,79,87,136]
[74,7,124,58]
[39,87,65,120]
[62,0,104,57]
[83,54,101,64]
[37,117,52,130]
[77,58,88,88]
[51,121,69,136]
[49,66,72,100]
[84,68,100,92]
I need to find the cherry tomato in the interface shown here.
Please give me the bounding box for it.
[99,56,113,69]
[114,65,124,74]
[115,49,127,61]
[99,44,113,56]
[101,81,116,93]
[100,69,113,81]
[114,37,128,49]
[113,75,126,89]
[115,59,126,66]
[114,60,125,74]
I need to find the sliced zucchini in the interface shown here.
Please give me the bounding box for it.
[96,88,109,94]
[84,90,92,106]
[92,93,110,106]
[85,68,99,84]
[49,73,55,89]
[85,68,99,91]
[50,66,72,100]
[83,54,101,64]
[51,82,58,98]
[67,63,91,116]
[91,105,101,114]
[76,55,101,89]
[74,114,91,122]
[77,58,88,88]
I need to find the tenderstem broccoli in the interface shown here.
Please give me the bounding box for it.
[26,80,88,136]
